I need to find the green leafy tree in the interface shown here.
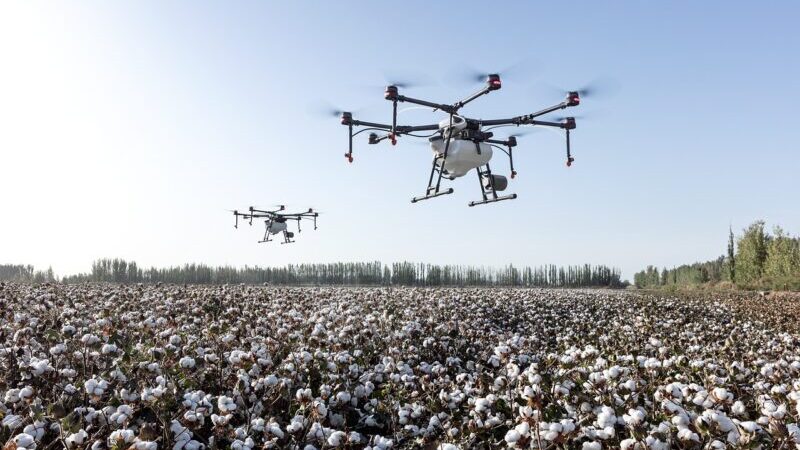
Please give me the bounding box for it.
[727,226,736,282]
[735,221,769,286]
[764,226,800,281]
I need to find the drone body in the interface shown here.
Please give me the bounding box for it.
[231,206,318,244]
[339,74,582,206]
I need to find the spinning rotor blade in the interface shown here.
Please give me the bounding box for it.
[507,128,541,138]
[311,103,360,118]
[541,76,620,99]
[548,114,591,122]
[451,57,540,86]
[380,69,433,89]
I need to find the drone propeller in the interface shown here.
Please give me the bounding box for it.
[542,76,620,99]
[380,69,432,89]
[506,128,541,138]
[546,115,586,122]
[453,57,540,86]
[312,102,363,118]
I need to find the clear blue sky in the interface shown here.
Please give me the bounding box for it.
[1,1,798,280]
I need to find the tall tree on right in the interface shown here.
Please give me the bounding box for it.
[764,226,800,281]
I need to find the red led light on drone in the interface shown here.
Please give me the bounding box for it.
[567,92,580,106]
[487,74,501,90]
[384,85,398,100]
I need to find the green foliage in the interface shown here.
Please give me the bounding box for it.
[0,264,56,283]
[62,258,624,288]
[727,226,736,282]
[736,221,769,285]
[635,221,800,291]
[764,227,800,280]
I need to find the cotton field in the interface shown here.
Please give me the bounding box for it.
[2,284,800,450]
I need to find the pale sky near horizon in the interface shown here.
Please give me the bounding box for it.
[1,1,798,280]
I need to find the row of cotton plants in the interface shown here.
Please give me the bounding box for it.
[1,283,800,449]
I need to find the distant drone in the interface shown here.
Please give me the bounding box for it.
[338,74,584,206]
[231,206,319,244]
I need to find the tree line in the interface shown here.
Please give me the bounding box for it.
[634,221,800,290]
[41,258,624,287]
[0,264,56,283]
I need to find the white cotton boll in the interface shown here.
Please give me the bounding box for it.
[732,401,746,415]
[211,414,231,426]
[30,358,53,376]
[217,396,237,413]
[4,389,21,403]
[65,430,88,448]
[597,406,617,428]
[620,438,636,450]
[437,445,459,450]
[101,343,118,354]
[788,424,800,443]
[182,440,204,450]
[327,430,347,447]
[295,388,312,402]
[19,386,35,400]
[582,442,601,450]
[504,429,521,444]
[134,442,157,450]
[671,414,688,427]
[623,409,645,426]
[250,418,265,432]
[107,429,135,446]
[645,436,667,450]
[267,422,285,439]
[713,387,731,402]
[184,411,203,423]
[179,357,196,369]
[314,400,328,417]
[677,428,700,442]
[110,405,133,425]
[336,391,351,404]
[739,421,760,433]
[13,433,36,449]
[234,427,247,440]
[22,422,46,441]
[85,378,108,396]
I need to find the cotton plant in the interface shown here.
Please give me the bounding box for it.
[4,284,800,448]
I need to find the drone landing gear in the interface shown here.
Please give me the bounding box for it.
[411,137,456,204]
[412,188,454,203]
[468,164,517,207]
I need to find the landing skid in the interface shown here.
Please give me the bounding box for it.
[468,163,517,207]
[411,188,454,203]
[469,193,517,207]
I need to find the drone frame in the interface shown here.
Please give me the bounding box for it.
[232,206,318,244]
[340,74,580,206]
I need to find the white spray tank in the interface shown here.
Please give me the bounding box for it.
[429,136,492,179]
[268,221,288,235]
